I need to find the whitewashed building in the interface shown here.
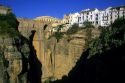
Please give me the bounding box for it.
[0,5,12,14]
[81,8,100,26]
[99,7,112,26]
[68,8,100,27]
[67,5,125,27]
[110,6,125,23]
[69,12,81,25]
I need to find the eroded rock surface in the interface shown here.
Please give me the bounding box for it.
[0,35,30,83]
[18,18,100,82]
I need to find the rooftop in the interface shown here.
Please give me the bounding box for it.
[0,4,11,10]
[111,5,125,10]
[81,8,99,13]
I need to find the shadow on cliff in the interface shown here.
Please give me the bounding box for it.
[28,30,42,83]
[52,43,125,83]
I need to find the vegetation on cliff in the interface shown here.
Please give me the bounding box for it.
[50,22,95,43]
[49,25,64,42]
[50,18,125,83]
[88,18,125,58]
[0,13,19,37]
[66,23,79,35]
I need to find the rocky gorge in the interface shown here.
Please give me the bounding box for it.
[0,12,100,83]
[0,13,30,83]
[1,8,125,83]
[18,18,100,82]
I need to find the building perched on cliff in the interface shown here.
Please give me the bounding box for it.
[0,5,12,14]
[62,14,70,24]
[66,5,125,27]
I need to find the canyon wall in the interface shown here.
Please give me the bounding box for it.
[18,18,100,82]
[0,35,30,83]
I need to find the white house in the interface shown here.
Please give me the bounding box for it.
[0,5,11,14]
[110,6,125,23]
[81,8,100,26]
[69,12,81,25]
[68,9,100,27]
[66,5,125,27]
[99,7,112,26]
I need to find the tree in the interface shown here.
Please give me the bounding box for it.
[83,21,94,28]
[66,23,79,35]
[49,24,64,42]
[0,13,19,37]
[88,18,125,58]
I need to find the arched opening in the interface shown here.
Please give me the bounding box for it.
[43,24,48,31]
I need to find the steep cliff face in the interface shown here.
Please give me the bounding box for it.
[18,18,100,82]
[0,8,100,83]
[0,13,32,83]
[0,35,30,83]
[43,28,100,81]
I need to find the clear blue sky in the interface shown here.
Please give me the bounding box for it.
[0,0,125,19]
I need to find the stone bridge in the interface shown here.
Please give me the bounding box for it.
[18,18,63,81]
[18,18,100,82]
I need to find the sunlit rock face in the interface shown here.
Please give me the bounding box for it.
[44,28,100,81]
[0,35,30,83]
[0,7,31,82]
[18,17,100,82]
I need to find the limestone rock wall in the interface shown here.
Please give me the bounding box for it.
[18,18,100,82]
[0,36,30,83]
[43,28,100,81]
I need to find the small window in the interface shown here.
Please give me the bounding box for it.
[87,12,89,15]
[91,15,92,20]
[96,21,98,24]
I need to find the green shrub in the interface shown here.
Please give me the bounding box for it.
[44,76,55,83]
[83,21,94,28]
[50,32,64,42]
[66,23,79,35]
[88,18,125,58]
[0,13,19,37]
[49,25,64,42]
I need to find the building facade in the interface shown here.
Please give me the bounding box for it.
[66,5,125,27]
[0,5,12,14]
[99,7,112,26]
[110,6,125,23]
[81,8,100,26]
[62,14,70,24]
[68,12,81,25]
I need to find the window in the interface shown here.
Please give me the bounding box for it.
[87,12,89,15]
[96,18,98,20]
[96,21,98,24]
[96,14,98,17]
[78,17,81,22]
[91,15,92,20]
